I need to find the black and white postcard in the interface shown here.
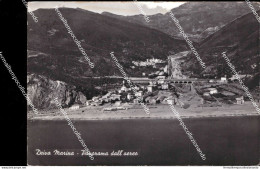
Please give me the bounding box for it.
[26,1,260,166]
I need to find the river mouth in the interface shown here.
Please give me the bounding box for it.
[27,116,260,166]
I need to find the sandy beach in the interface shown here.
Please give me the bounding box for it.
[29,101,260,121]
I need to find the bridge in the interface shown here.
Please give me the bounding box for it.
[128,77,206,84]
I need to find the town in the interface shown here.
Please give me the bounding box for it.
[67,57,259,113]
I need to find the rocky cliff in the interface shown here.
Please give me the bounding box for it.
[27,74,87,111]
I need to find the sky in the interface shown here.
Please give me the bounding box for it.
[28,1,186,15]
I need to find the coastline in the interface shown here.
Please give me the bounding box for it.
[29,113,260,121]
[28,102,260,121]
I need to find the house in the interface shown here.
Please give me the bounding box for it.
[230,74,250,81]
[166,99,174,105]
[203,92,210,96]
[121,85,128,92]
[135,91,143,97]
[147,85,154,92]
[69,104,80,110]
[127,93,133,100]
[86,101,91,106]
[163,66,168,73]
[157,79,165,84]
[207,88,218,94]
[92,96,99,102]
[235,96,244,104]
[140,85,146,90]
[220,77,227,83]
[209,89,218,94]
[120,80,129,92]
[115,101,122,106]
[111,94,121,101]
[161,83,169,90]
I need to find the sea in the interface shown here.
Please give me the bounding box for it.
[27,115,260,166]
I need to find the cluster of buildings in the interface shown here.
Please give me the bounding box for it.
[202,88,218,96]
[132,58,165,67]
[148,66,168,79]
[208,77,228,83]
[201,87,245,105]
[83,79,173,108]
[67,57,254,111]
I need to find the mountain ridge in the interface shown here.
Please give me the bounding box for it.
[102,2,260,42]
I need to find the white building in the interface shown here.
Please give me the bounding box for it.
[230,74,249,81]
[92,96,99,102]
[127,94,133,100]
[161,83,169,90]
[147,85,154,92]
[208,88,218,94]
[120,85,127,92]
[166,99,174,105]
[135,91,143,97]
[203,92,210,96]
[69,104,80,110]
[156,75,166,79]
[163,66,168,73]
[86,101,91,106]
[220,77,227,83]
[157,79,165,84]
[236,96,244,104]
[115,101,122,106]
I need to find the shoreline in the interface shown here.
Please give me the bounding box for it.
[28,112,260,121]
[28,102,260,121]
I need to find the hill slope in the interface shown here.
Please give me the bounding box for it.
[28,8,188,79]
[103,2,260,42]
[183,10,260,77]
